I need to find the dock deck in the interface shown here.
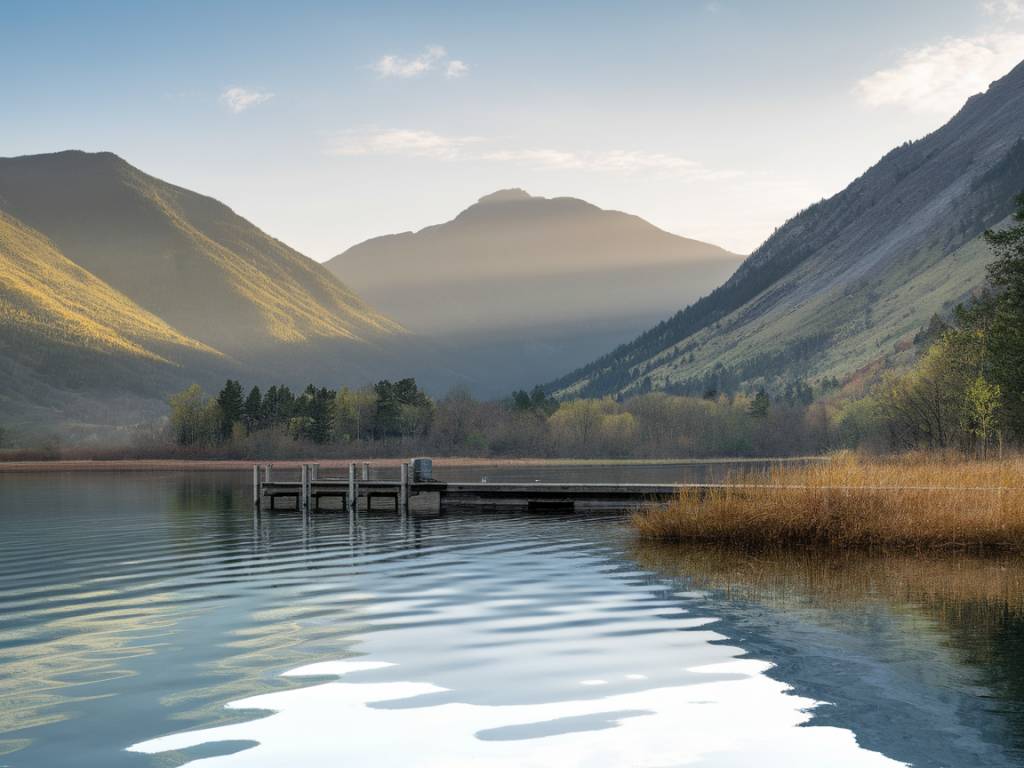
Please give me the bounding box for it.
[253,461,688,513]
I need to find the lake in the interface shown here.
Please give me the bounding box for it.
[1,464,1023,767]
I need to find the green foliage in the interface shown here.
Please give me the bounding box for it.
[869,309,1002,453]
[748,390,771,418]
[168,384,221,446]
[334,387,377,442]
[965,375,1001,453]
[913,313,949,352]
[291,385,337,444]
[782,380,814,406]
[261,385,296,426]
[216,380,244,439]
[982,193,1024,437]
[243,386,262,433]
[373,379,434,439]
[163,379,835,459]
[510,386,558,416]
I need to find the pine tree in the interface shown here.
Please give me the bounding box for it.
[216,379,244,440]
[243,385,262,433]
[748,389,770,418]
[983,193,1024,438]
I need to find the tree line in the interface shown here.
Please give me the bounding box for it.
[161,375,834,460]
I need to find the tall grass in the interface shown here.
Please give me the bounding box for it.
[633,452,1024,550]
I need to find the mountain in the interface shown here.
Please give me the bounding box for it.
[0,151,410,433]
[550,60,1024,400]
[0,151,401,355]
[0,208,231,432]
[326,189,742,395]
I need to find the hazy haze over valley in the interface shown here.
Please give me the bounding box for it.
[328,189,741,394]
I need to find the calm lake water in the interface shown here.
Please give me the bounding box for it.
[2,463,1024,767]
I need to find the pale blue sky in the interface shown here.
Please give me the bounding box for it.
[4,0,1024,258]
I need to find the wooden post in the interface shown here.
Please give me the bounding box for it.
[300,463,309,513]
[400,462,409,514]
[264,463,273,483]
[253,465,260,510]
[312,463,320,481]
[348,462,357,514]
[362,462,370,481]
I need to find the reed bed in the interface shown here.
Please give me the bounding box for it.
[632,452,1024,550]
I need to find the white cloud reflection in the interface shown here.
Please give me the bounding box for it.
[130,658,901,767]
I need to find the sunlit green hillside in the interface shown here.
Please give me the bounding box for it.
[0,210,214,361]
[0,151,402,356]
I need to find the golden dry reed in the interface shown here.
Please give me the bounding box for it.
[633,452,1024,550]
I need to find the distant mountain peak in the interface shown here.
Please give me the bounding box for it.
[476,188,533,204]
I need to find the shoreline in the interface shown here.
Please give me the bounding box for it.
[0,456,823,473]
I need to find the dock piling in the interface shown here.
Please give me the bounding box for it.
[362,462,370,482]
[400,462,409,514]
[348,463,357,514]
[253,465,260,510]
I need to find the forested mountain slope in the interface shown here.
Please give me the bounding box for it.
[550,60,1024,399]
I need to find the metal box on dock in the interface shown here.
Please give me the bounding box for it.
[410,457,433,482]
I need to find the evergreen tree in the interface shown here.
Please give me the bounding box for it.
[374,378,433,438]
[511,389,533,411]
[216,379,244,439]
[983,193,1024,438]
[243,385,262,433]
[748,389,771,418]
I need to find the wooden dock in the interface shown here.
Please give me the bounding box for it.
[252,460,687,514]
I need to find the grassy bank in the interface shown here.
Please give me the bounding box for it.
[632,452,1024,550]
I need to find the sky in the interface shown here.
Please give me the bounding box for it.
[3,0,1024,259]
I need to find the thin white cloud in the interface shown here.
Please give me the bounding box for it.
[481,147,738,180]
[482,148,583,169]
[855,33,1024,114]
[326,129,736,180]
[372,45,468,79]
[446,59,469,79]
[326,128,482,160]
[220,86,274,113]
[984,0,1024,21]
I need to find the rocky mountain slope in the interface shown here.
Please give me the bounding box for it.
[550,60,1024,399]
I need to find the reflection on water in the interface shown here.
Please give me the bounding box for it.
[130,659,896,767]
[635,544,1024,767]
[0,469,1022,766]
